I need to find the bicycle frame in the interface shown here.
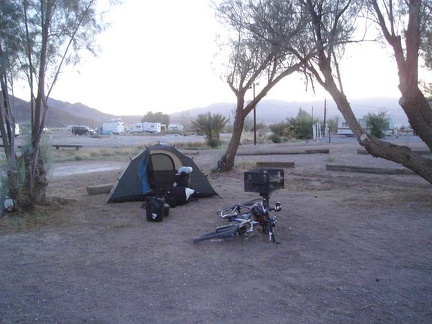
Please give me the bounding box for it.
[216,193,281,243]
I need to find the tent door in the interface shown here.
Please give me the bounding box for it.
[147,153,177,189]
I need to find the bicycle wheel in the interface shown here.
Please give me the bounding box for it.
[193,225,238,242]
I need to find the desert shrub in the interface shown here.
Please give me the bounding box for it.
[190,113,228,148]
[206,138,222,148]
[287,108,318,140]
[269,134,282,143]
[270,122,289,136]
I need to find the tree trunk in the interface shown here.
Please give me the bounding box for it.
[308,0,432,185]
[399,87,432,153]
[323,76,432,185]
[217,97,246,171]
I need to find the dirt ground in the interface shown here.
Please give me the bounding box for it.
[1,137,431,323]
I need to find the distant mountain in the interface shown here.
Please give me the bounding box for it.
[170,97,409,126]
[11,96,143,128]
[11,95,409,129]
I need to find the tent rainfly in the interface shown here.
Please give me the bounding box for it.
[107,144,219,203]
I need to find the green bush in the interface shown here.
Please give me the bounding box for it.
[365,111,389,138]
[269,134,282,143]
[206,138,222,148]
[190,113,228,148]
[270,122,288,136]
[287,108,316,140]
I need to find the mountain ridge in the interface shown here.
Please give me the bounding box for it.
[11,96,409,128]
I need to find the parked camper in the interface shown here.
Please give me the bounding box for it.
[168,124,184,132]
[143,122,161,133]
[129,122,161,134]
[2,123,20,137]
[337,115,395,136]
[103,121,125,135]
[337,117,365,136]
[130,123,146,134]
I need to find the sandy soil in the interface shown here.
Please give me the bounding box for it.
[0,138,431,323]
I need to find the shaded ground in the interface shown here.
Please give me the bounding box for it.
[0,139,431,323]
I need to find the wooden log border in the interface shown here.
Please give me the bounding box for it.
[256,162,295,168]
[237,149,329,156]
[86,184,113,195]
[357,148,431,155]
[326,164,414,175]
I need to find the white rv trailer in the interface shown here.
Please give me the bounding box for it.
[130,122,161,134]
[2,123,20,137]
[102,121,125,134]
[337,116,396,137]
[168,124,184,132]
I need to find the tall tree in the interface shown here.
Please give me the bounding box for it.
[214,0,305,171]
[142,111,170,125]
[360,0,432,182]
[216,0,432,183]
[0,0,26,205]
[1,0,111,210]
[294,0,432,183]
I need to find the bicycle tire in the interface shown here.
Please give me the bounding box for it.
[193,225,238,242]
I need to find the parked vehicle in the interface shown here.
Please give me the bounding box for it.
[72,126,91,135]
[103,121,125,135]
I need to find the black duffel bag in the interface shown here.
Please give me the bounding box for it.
[145,196,168,222]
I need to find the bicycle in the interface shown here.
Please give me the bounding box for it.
[192,193,282,244]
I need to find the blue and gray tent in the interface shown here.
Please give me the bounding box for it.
[107,144,219,203]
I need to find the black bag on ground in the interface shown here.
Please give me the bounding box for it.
[165,186,188,207]
[175,173,191,187]
[145,196,166,222]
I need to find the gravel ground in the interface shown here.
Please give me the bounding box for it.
[0,136,431,324]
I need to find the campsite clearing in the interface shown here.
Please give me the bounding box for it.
[0,138,431,323]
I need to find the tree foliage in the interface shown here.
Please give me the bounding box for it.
[213,0,432,184]
[190,112,228,148]
[0,0,110,211]
[287,108,316,140]
[419,1,432,70]
[269,121,289,137]
[364,111,389,138]
[214,0,305,171]
[269,108,317,139]
[142,111,170,125]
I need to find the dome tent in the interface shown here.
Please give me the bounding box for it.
[107,143,219,203]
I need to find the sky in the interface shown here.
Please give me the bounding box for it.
[14,0,430,116]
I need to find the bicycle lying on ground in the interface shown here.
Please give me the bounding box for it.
[192,193,282,244]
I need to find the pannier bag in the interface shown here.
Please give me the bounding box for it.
[173,166,193,187]
[165,186,195,207]
[145,196,167,222]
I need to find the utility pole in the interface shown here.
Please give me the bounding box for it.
[323,98,327,137]
[253,83,257,145]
